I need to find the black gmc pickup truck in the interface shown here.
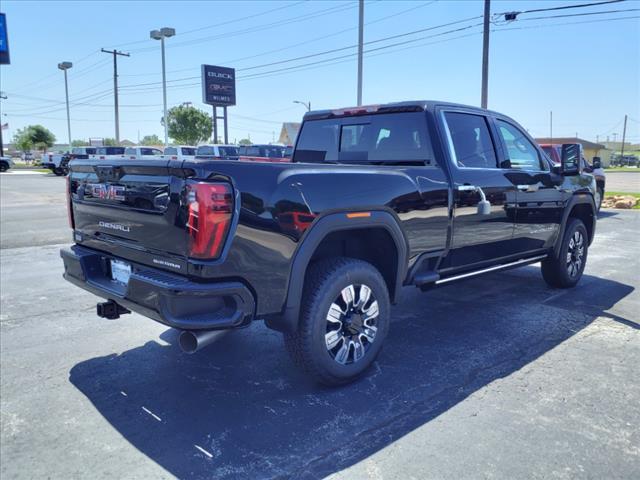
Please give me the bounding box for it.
[61,101,597,385]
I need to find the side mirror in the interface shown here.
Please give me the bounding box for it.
[560,143,581,176]
[592,157,602,169]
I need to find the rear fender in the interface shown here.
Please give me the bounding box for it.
[267,210,408,333]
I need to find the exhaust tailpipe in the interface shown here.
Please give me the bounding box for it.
[179,329,223,354]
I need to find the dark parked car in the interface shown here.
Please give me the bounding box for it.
[61,101,597,385]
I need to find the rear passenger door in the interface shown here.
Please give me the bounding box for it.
[493,118,564,253]
[439,109,518,268]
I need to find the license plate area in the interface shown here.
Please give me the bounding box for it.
[110,259,132,285]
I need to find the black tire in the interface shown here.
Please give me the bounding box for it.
[0,163,7,172]
[284,257,390,386]
[541,218,588,288]
[53,167,65,176]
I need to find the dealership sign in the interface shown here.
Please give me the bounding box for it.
[0,13,10,65]
[201,65,236,106]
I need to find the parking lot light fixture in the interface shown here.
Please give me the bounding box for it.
[150,27,175,146]
[293,100,311,112]
[58,62,73,150]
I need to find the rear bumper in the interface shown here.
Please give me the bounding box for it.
[61,245,255,330]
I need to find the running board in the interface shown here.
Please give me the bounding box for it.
[435,254,548,285]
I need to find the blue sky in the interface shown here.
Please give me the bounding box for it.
[1,0,638,146]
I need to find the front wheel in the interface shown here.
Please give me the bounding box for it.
[541,218,588,288]
[284,257,390,386]
[0,163,7,172]
[53,167,65,176]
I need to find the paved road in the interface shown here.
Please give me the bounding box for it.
[0,173,70,249]
[1,175,639,479]
[604,171,640,193]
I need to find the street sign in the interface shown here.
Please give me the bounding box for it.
[0,13,10,65]
[201,65,236,106]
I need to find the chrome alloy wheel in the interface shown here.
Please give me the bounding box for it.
[325,284,379,365]
[566,230,585,277]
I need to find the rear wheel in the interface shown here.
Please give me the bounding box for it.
[541,218,588,288]
[284,257,390,386]
[53,167,65,176]
[0,162,7,172]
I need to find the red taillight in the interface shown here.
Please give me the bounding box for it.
[66,175,75,229]
[186,182,233,259]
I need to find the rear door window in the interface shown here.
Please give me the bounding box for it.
[125,148,136,156]
[164,147,177,155]
[293,112,433,165]
[140,148,163,156]
[180,147,196,156]
[442,112,497,169]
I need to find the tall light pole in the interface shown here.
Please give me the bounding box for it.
[293,100,311,112]
[150,27,175,146]
[58,62,73,149]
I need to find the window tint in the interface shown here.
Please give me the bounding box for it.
[180,147,196,156]
[125,148,136,155]
[140,148,163,156]
[293,112,432,164]
[496,120,544,171]
[443,112,497,168]
[218,147,239,157]
[103,147,125,155]
[197,146,215,156]
[164,147,177,155]
[247,146,261,156]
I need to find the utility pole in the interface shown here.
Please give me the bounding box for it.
[620,114,628,165]
[480,0,490,109]
[357,0,364,106]
[0,92,6,157]
[549,110,553,144]
[101,49,130,145]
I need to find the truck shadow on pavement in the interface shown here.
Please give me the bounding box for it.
[69,267,634,480]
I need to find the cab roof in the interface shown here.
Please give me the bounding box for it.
[304,100,503,121]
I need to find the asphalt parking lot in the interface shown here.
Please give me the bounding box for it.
[605,171,640,193]
[1,173,639,479]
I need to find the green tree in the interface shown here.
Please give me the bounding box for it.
[12,127,34,152]
[29,125,56,151]
[141,134,162,145]
[238,138,252,145]
[103,138,117,146]
[12,125,56,152]
[71,139,87,147]
[165,105,212,145]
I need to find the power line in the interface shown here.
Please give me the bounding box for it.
[127,3,358,53]
[498,0,624,16]
[105,1,307,49]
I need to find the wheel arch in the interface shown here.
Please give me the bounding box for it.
[554,194,596,258]
[266,210,409,333]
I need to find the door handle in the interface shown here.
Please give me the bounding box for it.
[456,185,491,215]
[517,184,539,192]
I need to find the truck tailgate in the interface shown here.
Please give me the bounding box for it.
[69,159,189,258]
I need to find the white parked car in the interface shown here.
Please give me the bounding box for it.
[124,146,164,160]
[89,146,126,161]
[0,155,14,172]
[163,145,197,161]
[195,144,240,160]
[41,152,70,175]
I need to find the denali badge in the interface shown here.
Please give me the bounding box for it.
[88,183,125,201]
[98,221,131,233]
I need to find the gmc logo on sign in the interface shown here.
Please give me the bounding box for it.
[87,183,125,201]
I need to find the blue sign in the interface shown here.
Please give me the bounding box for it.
[0,13,9,64]
[201,65,236,106]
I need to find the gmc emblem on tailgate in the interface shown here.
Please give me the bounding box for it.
[87,183,126,201]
